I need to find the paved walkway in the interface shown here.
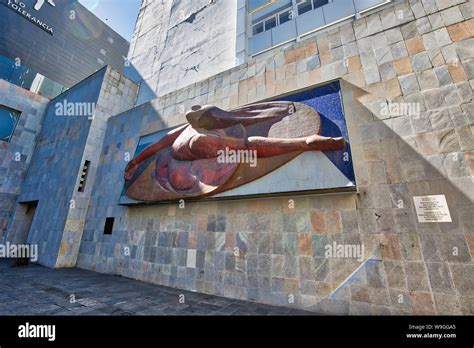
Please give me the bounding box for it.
[0,260,313,316]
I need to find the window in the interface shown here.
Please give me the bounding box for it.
[297,0,313,15]
[313,0,329,9]
[264,16,277,30]
[252,22,264,35]
[104,217,114,235]
[252,6,294,36]
[0,105,20,142]
[279,9,293,24]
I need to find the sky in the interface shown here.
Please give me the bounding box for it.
[78,0,142,41]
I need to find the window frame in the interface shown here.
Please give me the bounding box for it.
[296,0,313,15]
[312,0,329,10]
[278,7,294,25]
[264,15,277,31]
[252,21,265,35]
[251,5,295,35]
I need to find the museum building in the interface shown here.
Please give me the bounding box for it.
[1,0,473,315]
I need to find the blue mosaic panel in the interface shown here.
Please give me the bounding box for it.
[280,81,355,183]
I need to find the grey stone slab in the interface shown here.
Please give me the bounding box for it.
[428,12,444,30]
[421,0,438,15]
[463,58,474,79]
[405,262,431,292]
[380,62,396,81]
[449,264,474,297]
[426,262,455,294]
[434,28,452,47]
[455,39,474,61]
[331,46,345,62]
[357,37,373,53]
[440,6,464,26]
[416,17,432,35]
[401,21,419,39]
[372,32,388,50]
[399,74,421,95]
[343,42,359,58]
[391,41,409,60]
[423,32,438,52]
[364,67,381,85]
[422,88,446,109]
[456,81,473,103]
[428,48,446,67]
[367,13,384,35]
[417,70,440,90]
[375,46,394,65]
[360,51,377,68]
[411,0,427,18]
[307,55,321,70]
[340,27,356,44]
[384,261,407,289]
[386,27,404,44]
[442,84,463,105]
[441,44,459,64]
[459,1,474,20]
[412,52,433,72]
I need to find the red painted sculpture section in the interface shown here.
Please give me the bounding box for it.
[124,102,345,202]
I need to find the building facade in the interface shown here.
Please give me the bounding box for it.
[0,0,132,252]
[0,0,130,95]
[1,0,474,315]
[127,0,238,103]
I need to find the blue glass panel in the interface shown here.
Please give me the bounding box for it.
[0,106,20,142]
[249,0,273,11]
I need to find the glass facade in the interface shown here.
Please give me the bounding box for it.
[248,0,392,55]
[0,0,129,89]
[249,0,276,12]
[0,54,66,99]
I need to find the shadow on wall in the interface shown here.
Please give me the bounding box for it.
[124,63,157,106]
[315,79,473,315]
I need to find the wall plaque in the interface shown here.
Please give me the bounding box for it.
[413,195,452,223]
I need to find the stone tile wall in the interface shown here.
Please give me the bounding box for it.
[56,67,138,267]
[75,0,473,314]
[8,67,138,268]
[128,0,237,100]
[0,80,49,240]
[12,69,108,267]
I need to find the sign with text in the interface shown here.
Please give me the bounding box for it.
[413,195,452,223]
[3,0,55,35]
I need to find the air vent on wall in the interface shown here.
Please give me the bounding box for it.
[78,160,90,192]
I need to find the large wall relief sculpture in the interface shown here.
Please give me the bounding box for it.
[122,81,355,203]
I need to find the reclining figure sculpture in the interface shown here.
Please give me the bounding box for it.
[124,102,345,201]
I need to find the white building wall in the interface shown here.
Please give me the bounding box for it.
[128,0,238,100]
